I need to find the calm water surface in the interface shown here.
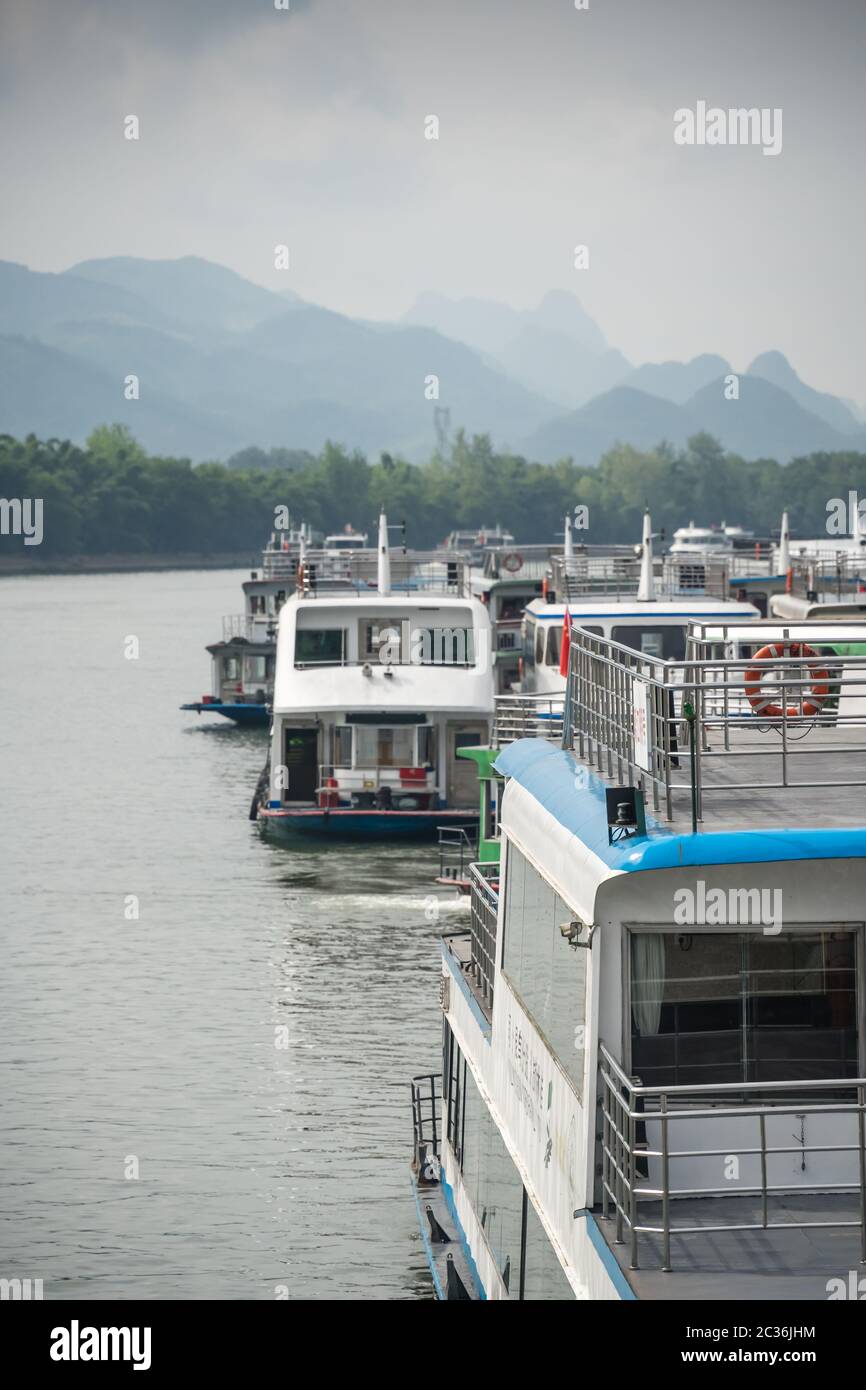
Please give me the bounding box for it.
[0,569,461,1299]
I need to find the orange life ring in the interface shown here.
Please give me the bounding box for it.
[502,552,523,573]
[744,641,829,719]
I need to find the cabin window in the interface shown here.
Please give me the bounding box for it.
[244,655,269,681]
[295,628,345,665]
[354,724,416,768]
[535,625,546,665]
[523,621,536,669]
[612,624,686,661]
[629,929,858,1088]
[359,618,407,662]
[417,725,434,767]
[546,627,561,666]
[414,627,475,665]
[223,656,241,680]
[444,1022,579,1300]
[333,725,352,766]
[501,843,588,1096]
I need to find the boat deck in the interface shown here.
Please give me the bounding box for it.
[596,1192,865,1300]
[663,722,866,832]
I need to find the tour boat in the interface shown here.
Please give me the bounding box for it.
[520,513,760,699]
[180,524,317,725]
[411,616,866,1299]
[253,513,495,838]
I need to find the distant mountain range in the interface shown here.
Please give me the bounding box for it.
[0,255,863,465]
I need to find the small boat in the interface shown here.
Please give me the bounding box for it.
[181,523,318,725]
[253,512,495,838]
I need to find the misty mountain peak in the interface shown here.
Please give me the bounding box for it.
[532,289,607,352]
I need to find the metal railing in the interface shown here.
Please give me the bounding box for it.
[481,543,562,581]
[299,549,471,597]
[789,553,866,599]
[411,1072,441,1169]
[221,613,260,641]
[494,693,564,745]
[549,552,732,602]
[566,622,866,822]
[599,1042,866,1273]
[468,861,499,1015]
[437,825,478,882]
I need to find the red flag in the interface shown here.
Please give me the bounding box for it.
[559,608,571,677]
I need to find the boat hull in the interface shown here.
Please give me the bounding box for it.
[258,807,477,839]
[181,701,270,726]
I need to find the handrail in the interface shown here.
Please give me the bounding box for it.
[598,1041,866,1272]
[566,622,866,822]
[494,692,564,746]
[467,861,498,1015]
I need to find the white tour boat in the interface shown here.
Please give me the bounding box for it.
[254,513,494,837]
[521,513,760,699]
[411,616,866,1299]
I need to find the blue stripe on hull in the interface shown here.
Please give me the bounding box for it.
[180,702,270,725]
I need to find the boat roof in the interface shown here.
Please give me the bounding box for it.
[526,596,759,620]
[290,592,480,613]
[496,736,866,926]
[691,620,866,644]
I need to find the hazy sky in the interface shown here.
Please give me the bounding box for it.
[1,0,864,398]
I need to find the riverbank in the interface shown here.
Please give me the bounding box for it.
[0,551,258,577]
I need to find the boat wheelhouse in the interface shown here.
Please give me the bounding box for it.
[471,536,566,695]
[441,525,516,568]
[669,521,735,558]
[255,514,494,838]
[412,618,866,1299]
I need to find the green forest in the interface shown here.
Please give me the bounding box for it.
[2,424,866,558]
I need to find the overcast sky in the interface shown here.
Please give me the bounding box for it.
[1,0,863,399]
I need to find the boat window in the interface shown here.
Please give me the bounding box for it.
[535,625,546,665]
[417,725,434,767]
[612,624,686,662]
[523,620,536,669]
[359,619,407,662]
[444,1022,577,1300]
[354,725,416,768]
[223,656,240,680]
[501,843,588,1096]
[444,1027,524,1298]
[630,929,858,1088]
[546,627,561,666]
[295,628,345,665]
[333,725,352,766]
[244,655,269,681]
[499,596,526,623]
[414,626,475,665]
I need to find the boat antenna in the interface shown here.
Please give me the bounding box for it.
[637,509,655,602]
[377,509,391,596]
[563,512,574,561]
